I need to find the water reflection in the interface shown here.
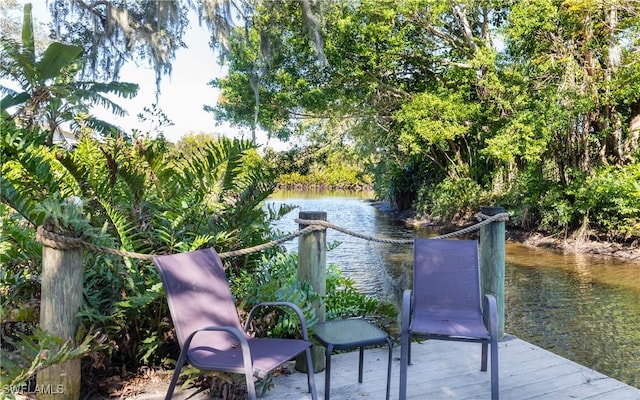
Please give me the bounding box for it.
[267,191,413,304]
[265,192,640,388]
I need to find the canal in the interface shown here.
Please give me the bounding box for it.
[265,190,640,388]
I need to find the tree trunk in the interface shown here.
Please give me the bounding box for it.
[248,72,260,146]
[629,100,640,156]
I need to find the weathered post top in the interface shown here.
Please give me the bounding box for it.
[480,206,506,217]
[298,211,328,222]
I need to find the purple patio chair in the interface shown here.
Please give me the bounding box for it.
[399,239,499,400]
[153,248,317,400]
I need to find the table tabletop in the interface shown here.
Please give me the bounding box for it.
[313,319,389,348]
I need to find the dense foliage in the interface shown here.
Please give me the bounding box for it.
[0,5,395,393]
[1,15,393,393]
[267,144,373,190]
[0,110,271,375]
[0,120,394,391]
[212,0,640,241]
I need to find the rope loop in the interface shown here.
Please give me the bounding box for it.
[36,225,84,250]
[36,225,155,260]
[34,211,509,259]
[477,212,510,222]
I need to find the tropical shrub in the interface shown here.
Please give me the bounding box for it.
[0,126,289,388]
[232,250,397,338]
[415,177,486,223]
[567,165,640,240]
[498,163,640,240]
[270,146,372,190]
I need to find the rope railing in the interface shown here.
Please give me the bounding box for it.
[295,212,509,244]
[35,212,510,260]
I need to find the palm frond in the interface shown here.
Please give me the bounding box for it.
[63,81,138,117]
[77,81,139,99]
[0,177,44,226]
[98,200,138,252]
[36,42,83,81]
[0,204,41,263]
[2,143,78,210]
[217,138,250,195]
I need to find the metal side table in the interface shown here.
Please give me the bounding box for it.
[312,319,392,400]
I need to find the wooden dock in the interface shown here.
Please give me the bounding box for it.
[128,335,639,399]
[261,336,639,400]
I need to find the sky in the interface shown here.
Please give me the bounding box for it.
[6,1,289,150]
[91,18,226,143]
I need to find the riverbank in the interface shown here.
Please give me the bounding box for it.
[371,201,640,262]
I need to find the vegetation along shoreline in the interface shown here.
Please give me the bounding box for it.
[371,201,640,263]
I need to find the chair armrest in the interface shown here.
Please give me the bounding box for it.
[245,301,311,340]
[183,325,250,350]
[182,326,254,376]
[483,294,499,340]
[401,289,413,333]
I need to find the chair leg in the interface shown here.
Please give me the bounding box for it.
[399,332,409,400]
[305,347,318,400]
[325,344,334,400]
[246,373,258,400]
[166,350,187,400]
[385,337,392,400]
[400,289,412,400]
[358,346,364,383]
[491,340,499,400]
[481,342,488,371]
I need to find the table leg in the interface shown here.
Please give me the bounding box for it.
[385,337,392,400]
[325,344,333,400]
[358,346,364,383]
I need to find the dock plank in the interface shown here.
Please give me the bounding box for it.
[262,336,640,400]
[103,336,639,399]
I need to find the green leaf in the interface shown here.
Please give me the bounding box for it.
[0,92,31,112]
[21,3,35,63]
[36,42,83,81]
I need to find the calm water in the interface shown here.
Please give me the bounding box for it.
[265,190,640,388]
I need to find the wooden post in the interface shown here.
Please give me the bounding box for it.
[479,206,506,340]
[37,244,83,399]
[296,211,326,373]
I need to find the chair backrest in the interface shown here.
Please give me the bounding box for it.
[413,239,482,318]
[153,248,244,350]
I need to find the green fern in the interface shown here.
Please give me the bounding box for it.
[0,328,105,390]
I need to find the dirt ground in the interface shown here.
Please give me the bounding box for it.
[505,228,640,262]
[76,367,281,399]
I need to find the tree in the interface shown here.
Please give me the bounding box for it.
[47,2,324,84]
[212,0,505,206]
[0,3,139,146]
[499,0,640,181]
[211,0,640,236]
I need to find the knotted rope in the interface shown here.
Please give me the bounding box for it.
[35,212,509,259]
[36,225,325,260]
